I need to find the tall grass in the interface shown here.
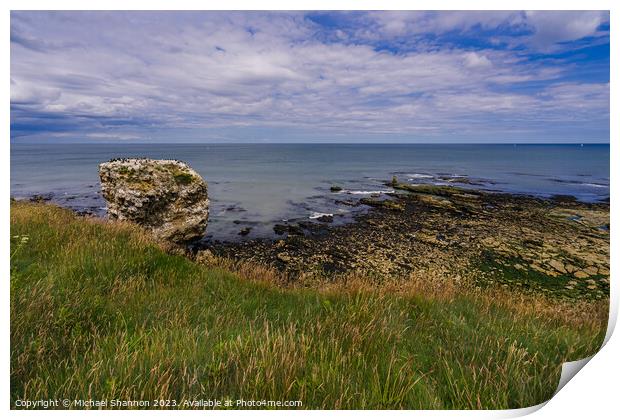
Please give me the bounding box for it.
[10,202,608,409]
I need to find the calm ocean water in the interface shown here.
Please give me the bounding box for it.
[10,143,610,241]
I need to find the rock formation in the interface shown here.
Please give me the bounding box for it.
[99,158,209,243]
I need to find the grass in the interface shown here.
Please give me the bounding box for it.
[10,201,608,409]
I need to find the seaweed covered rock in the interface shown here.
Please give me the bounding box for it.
[99,158,209,243]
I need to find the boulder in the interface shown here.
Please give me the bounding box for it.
[238,227,252,236]
[194,249,218,266]
[317,214,334,223]
[99,158,209,243]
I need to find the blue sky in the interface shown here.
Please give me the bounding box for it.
[10,11,610,143]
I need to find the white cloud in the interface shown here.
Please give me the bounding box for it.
[10,11,610,141]
[10,79,61,105]
[358,11,608,51]
[463,52,492,69]
[525,11,608,49]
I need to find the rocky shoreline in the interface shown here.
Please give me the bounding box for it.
[19,167,610,301]
[201,180,609,300]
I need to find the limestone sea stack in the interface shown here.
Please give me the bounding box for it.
[98,158,209,244]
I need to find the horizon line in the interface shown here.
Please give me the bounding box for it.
[10,141,611,146]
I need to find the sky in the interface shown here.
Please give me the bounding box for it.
[10,11,610,143]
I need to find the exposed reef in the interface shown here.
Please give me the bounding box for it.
[206,182,609,300]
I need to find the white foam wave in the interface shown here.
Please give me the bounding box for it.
[406,173,434,179]
[309,212,333,219]
[341,189,395,195]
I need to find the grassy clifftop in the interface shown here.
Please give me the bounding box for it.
[10,201,608,409]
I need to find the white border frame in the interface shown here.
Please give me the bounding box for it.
[3,2,616,419]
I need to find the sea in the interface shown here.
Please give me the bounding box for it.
[10,143,610,241]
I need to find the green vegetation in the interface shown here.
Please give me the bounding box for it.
[173,171,195,185]
[359,197,405,211]
[115,163,195,187]
[117,165,135,176]
[114,165,153,191]
[11,202,607,409]
[162,163,196,185]
[392,182,468,197]
[477,250,608,300]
